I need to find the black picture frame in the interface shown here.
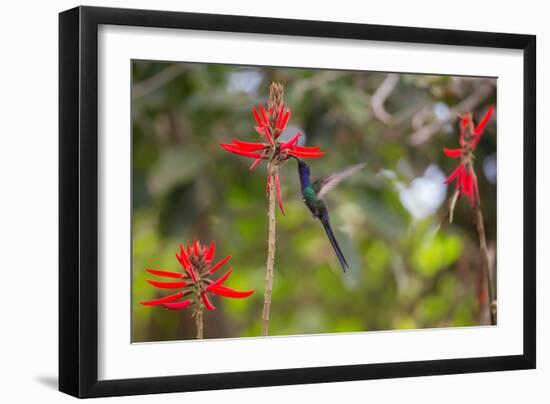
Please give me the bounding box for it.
[59,5,536,398]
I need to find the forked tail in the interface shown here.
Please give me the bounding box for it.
[320,215,349,272]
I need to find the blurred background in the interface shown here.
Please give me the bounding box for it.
[131,61,496,342]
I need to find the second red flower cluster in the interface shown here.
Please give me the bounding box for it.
[141,240,254,312]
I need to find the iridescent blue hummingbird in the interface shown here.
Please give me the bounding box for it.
[294,158,366,272]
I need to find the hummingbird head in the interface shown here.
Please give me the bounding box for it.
[294,158,311,185]
[296,158,309,173]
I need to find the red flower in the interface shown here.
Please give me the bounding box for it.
[141,239,254,311]
[221,102,325,214]
[443,105,494,206]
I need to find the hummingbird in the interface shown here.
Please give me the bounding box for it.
[294,158,366,272]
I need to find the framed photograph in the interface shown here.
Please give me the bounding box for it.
[59,6,536,398]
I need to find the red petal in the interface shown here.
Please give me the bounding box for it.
[146,269,183,279]
[287,150,326,158]
[141,291,184,306]
[163,299,193,310]
[460,168,471,199]
[186,264,199,283]
[465,169,475,206]
[193,239,199,256]
[470,134,483,149]
[263,124,274,145]
[252,107,263,127]
[280,110,290,130]
[461,170,467,193]
[220,144,262,158]
[280,132,301,150]
[292,145,321,152]
[205,240,215,262]
[249,159,262,170]
[254,125,265,136]
[276,103,285,129]
[230,138,267,151]
[201,293,216,311]
[442,148,462,158]
[208,255,231,273]
[205,269,233,291]
[176,244,198,281]
[444,163,464,184]
[176,243,191,269]
[146,280,187,289]
[252,125,274,145]
[209,285,254,298]
[473,105,494,135]
[455,167,462,192]
[275,174,285,215]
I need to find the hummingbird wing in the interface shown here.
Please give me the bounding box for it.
[313,163,366,199]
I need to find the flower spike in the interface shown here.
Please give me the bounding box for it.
[220,98,326,214]
[443,105,495,207]
[142,240,255,337]
[218,83,328,337]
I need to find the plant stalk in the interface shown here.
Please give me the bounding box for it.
[195,298,204,339]
[261,161,277,336]
[474,204,496,325]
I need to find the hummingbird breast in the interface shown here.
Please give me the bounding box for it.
[302,186,324,217]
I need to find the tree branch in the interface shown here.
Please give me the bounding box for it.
[409,81,495,145]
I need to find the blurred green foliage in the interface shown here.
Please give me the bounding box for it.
[131,61,496,341]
